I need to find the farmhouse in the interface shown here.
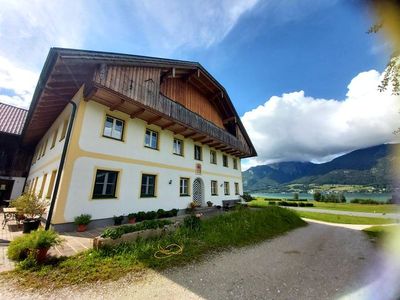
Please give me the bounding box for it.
[4,48,257,231]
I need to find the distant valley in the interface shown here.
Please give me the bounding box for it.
[242,144,399,193]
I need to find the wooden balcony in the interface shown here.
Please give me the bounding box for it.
[86,80,252,157]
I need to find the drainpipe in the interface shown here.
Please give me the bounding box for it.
[45,101,77,230]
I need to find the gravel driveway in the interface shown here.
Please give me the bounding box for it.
[0,221,384,300]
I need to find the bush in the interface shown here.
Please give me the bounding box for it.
[350,199,383,205]
[127,213,137,220]
[113,215,124,225]
[183,215,202,231]
[10,193,47,219]
[7,229,62,262]
[136,211,147,222]
[241,192,254,202]
[101,219,172,239]
[74,214,92,225]
[313,191,322,201]
[268,201,276,205]
[145,211,157,220]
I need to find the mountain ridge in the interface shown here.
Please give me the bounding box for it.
[242,144,398,191]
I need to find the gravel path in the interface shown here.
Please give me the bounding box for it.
[289,206,400,220]
[0,221,382,299]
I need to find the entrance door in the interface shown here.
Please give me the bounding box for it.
[192,178,204,207]
[0,179,14,207]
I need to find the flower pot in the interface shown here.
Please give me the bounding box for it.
[36,247,49,263]
[22,218,41,234]
[77,224,88,232]
[128,218,136,224]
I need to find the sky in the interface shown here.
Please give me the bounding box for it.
[0,0,399,170]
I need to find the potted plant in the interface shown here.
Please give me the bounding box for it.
[11,193,47,233]
[206,201,213,207]
[127,213,137,224]
[74,214,92,232]
[7,229,62,264]
[113,215,124,226]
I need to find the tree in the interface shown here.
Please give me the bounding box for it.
[313,191,322,202]
[293,193,299,201]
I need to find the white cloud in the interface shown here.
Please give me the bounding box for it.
[241,70,400,171]
[0,56,38,108]
[127,0,259,53]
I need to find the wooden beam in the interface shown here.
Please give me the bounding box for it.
[84,86,98,100]
[223,116,236,124]
[130,108,145,119]
[209,142,222,148]
[173,126,188,135]
[192,135,207,142]
[110,99,125,111]
[160,68,175,83]
[202,139,214,144]
[147,115,163,125]
[183,132,197,139]
[161,121,176,130]
[184,69,199,82]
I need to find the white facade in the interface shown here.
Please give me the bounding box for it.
[26,94,243,225]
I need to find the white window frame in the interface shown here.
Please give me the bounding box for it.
[224,181,230,195]
[145,129,158,149]
[194,145,202,161]
[141,174,156,197]
[173,138,184,156]
[211,180,218,195]
[223,155,229,167]
[210,150,217,164]
[93,170,118,198]
[103,115,124,140]
[180,177,189,196]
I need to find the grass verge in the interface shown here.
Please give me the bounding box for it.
[295,211,397,225]
[311,202,399,214]
[2,207,306,289]
[362,225,400,242]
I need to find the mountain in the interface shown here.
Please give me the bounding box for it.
[242,144,399,191]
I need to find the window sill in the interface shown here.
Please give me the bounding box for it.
[173,153,184,157]
[180,194,190,197]
[92,196,118,200]
[140,195,157,198]
[144,146,159,151]
[102,135,124,142]
[211,194,218,196]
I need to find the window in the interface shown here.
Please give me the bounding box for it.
[211,180,218,195]
[41,139,48,157]
[32,177,38,194]
[235,182,239,195]
[194,145,202,161]
[51,128,58,149]
[233,158,238,170]
[46,170,57,199]
[180,177,189,196]
[103,116,124,140]
[145,129,158,149]
[173,138,183,156]
[60,119,68,141]
[38,174,47,198]
[224,182,230,195]
[92,170,118,199]
[223,155,228,167]
[210,150,217,164]
[141,174,156,197]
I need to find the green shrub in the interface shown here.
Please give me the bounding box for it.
[113,215,124,225]
[183,215,202,231]
[136,211,146,222]
[127,213,137,220]
[7,229,62,262]
[74,214,92,225]
[10,193,47,219]
[350,199,383,205]
[145,211,157,220]
[268,201,276,205]
[241,192,254,202]
[101,219,172,239]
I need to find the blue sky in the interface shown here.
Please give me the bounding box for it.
[0,0,398,169]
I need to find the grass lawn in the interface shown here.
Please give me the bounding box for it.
[248,198,270,208]
[2,207,306,289]
[362,225,400,241]
[295,211,397,225]
[311,202,399,214]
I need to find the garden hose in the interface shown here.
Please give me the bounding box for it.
[154,244,183,259]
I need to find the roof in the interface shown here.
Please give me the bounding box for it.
[22,48,256,157]
[0,102,28,135]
